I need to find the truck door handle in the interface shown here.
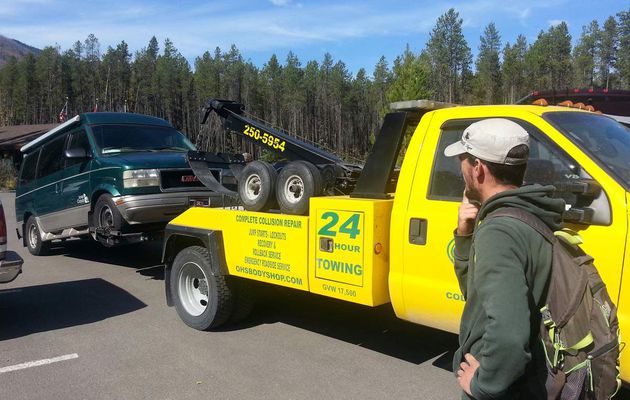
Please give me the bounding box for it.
[409,218,427,245]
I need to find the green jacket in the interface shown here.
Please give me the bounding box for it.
[453,184,565,399]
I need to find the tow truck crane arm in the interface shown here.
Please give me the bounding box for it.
[202,99,344,166]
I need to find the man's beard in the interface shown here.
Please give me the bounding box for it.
[465,183,481,204]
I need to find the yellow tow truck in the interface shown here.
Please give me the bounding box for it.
[162,99,630,382]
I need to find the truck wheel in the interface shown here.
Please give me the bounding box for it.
[276,161,322,215]
[25,216,49,256]
[93,194,124,246]
[321,164,343,193]
[171,246,234,330]
[238,161,277,212]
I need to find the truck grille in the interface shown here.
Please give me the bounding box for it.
[160,169,212,190]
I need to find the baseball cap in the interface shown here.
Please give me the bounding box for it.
[444,118,530,165]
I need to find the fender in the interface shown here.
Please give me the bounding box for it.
[91,183,121,201]
[162,224,229,306]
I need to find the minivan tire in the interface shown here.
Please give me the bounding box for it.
[93,194,125,246]
[170,246,234,330]
[25,216,50,256]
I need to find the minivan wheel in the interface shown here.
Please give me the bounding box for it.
[25,216,49,256]
[93,194,125,247]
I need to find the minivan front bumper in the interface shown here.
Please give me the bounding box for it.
[0,251,24,284]
[113,191,226,225]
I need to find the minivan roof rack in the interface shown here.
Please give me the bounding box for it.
[20,115,81,153]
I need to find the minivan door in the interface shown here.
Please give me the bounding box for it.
[58,128,93,230]
[35,133,69,233]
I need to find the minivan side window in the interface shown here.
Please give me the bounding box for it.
[66,129,90,168]
[19,150,39,185]
[37,135,67,179]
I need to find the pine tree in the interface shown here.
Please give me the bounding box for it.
[371,56,391,117]
[261,54,283,125]
[425,8,472,103]
[526,23,572,91]
[473,23,502,104]
[502,35,528,103]
[618,8,630,87]
[599,16,618,89]
[386,45,431,103]
[573,21,600,88]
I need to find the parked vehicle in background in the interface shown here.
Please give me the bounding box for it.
[0,198,23,283]
[15,112,241,255]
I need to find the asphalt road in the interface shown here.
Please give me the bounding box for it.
[0,192,463,400]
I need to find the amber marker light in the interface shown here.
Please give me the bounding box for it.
[532,98,548,106]
[374,243,383,254]
[558,100,573,107]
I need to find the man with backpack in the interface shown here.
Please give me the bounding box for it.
[444,118,566,398]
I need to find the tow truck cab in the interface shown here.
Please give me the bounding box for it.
[164,101,630,382]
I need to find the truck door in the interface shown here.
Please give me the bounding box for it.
[396,114,627,334]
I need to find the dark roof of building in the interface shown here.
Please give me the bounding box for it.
[0,123,58,149]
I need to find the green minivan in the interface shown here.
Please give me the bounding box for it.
[15,112,238,255]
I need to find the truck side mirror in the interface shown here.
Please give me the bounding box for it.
[555,179,611,225]
[64,148,90,159]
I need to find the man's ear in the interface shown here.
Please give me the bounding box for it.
[474,160,486,182]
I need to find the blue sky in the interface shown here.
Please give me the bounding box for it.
[0,0,627,74]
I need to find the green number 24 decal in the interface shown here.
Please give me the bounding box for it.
[318,212,361,239]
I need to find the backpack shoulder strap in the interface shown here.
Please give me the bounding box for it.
[486,207,556,243]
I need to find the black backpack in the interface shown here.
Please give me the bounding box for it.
[489,208,621,400]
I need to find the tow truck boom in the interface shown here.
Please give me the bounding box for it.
[202,99,344,166]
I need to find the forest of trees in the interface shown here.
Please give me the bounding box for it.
[0,8,629,160]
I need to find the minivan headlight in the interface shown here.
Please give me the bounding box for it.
[123,169,160,188]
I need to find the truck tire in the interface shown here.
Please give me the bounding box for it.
[238,160,277,212]
[93,194,125,246]
[321,164,343,193]
[170,245,234,330]
[228,277,257,324]
[25,216,50,256]
[276,161,322,215]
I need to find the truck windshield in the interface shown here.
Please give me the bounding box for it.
[544,111,630,190]
[91,124,196,155]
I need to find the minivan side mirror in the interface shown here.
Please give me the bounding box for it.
[64,148,90,159]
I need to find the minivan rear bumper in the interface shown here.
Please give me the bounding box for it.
[113,191,224,225]
[0,251,24,284]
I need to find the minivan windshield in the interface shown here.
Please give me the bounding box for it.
[544,111,630,191]
[91,124,196,155]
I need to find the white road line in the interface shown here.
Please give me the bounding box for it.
[0,353,79,374]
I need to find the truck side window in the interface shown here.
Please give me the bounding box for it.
[428,118,593,207]
[37,135,67,179]
[66,129,90,168]
[19,150,39,185]
[428,128,465,201]
[516,121,587,188]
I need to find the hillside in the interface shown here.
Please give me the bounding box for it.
[0,35,40,67]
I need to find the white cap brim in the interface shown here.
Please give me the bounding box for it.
[444,141,467,157]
